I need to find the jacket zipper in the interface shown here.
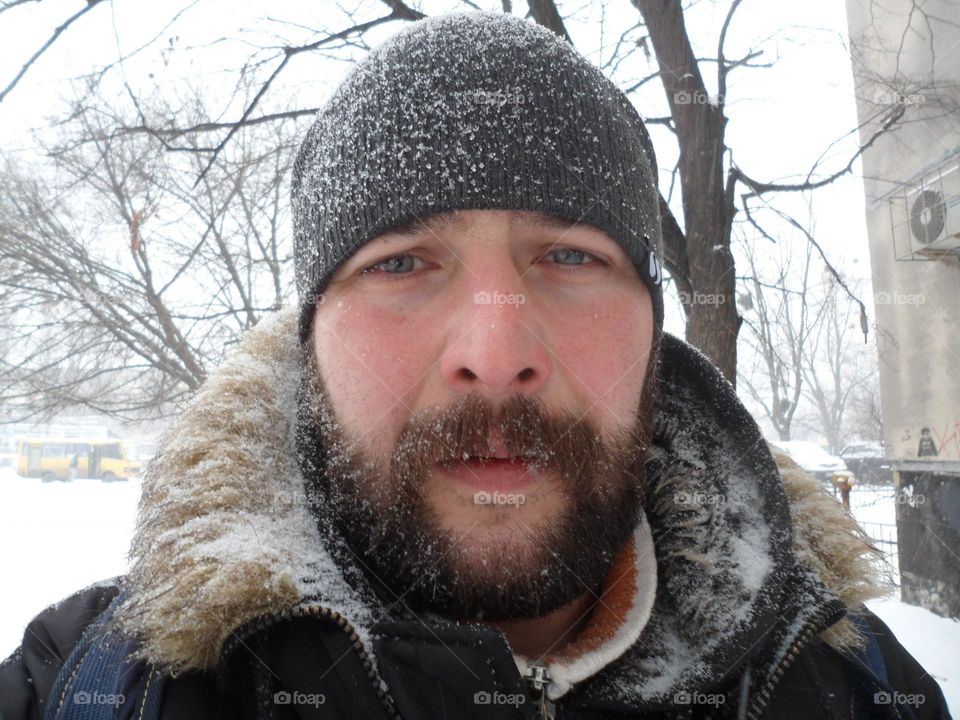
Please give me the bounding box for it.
[744,597,847,720]
[524,663,557,720]
[222,597,852,720]
[219,604,401,720]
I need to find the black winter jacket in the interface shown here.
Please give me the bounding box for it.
[0,581,950,719]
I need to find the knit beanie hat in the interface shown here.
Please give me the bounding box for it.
[293,11,663,343]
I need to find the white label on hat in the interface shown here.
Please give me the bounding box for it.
[648,253,662,285]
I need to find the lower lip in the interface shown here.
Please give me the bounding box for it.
[435,458,538,492]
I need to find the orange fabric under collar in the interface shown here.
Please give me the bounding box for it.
[547,540,639,663]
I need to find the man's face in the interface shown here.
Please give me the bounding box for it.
[300,209,656,620]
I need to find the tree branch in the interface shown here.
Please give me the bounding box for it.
[191,6,422,185]
[0,0,107,105]
[735,104,906,196]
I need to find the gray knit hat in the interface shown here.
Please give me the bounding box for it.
[293,11,663,342]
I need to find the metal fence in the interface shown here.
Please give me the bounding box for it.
[858,521,900,585]
[860,521,898,548]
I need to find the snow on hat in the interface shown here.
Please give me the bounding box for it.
[292,11,663,342]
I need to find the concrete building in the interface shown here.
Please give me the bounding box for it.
[845,0,960,617]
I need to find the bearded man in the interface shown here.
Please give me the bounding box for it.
[1,11,949,720]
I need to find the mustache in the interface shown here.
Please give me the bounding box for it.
[393,392,647,494]
[300,350,650,499]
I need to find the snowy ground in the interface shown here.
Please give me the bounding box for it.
[867,597,960,711]
[0,470,957,713]
[0,469,140,658]
[847,484,960,712]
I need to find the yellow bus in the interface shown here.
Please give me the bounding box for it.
[16,438,142,482]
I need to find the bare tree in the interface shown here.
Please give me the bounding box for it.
[847,371,884,445]
[736,211,882,452]
[798,274,879,454]
[737,236,823,440]
[0,94,296,422]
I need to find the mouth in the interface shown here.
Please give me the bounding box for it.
[434,444,541,493]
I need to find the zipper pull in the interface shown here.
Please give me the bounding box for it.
[523,663,556,720]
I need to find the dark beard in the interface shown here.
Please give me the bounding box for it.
[295,351,654,622]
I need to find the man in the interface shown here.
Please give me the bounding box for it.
[0,12,950,720]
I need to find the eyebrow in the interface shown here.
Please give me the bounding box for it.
[384,210,579,239]
[386,213,458,238]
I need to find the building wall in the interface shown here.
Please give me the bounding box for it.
[845,0,960,461]
[896,468,960,618]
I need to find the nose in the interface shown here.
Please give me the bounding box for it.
[438,278,553,398]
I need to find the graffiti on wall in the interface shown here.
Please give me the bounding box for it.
[903,421,960,459]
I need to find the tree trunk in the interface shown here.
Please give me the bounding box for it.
[633,0,742,384]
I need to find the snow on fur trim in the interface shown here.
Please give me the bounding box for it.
[771,446,889,650]
[114,309,375,673]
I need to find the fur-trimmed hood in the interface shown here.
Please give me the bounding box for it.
[115,309,885,707]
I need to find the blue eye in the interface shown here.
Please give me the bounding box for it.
[363,254,422,275]
[548,248,593,265]
[543,248,607,272]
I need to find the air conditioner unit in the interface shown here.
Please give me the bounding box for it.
[901,159,960,257]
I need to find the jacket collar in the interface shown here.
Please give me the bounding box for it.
[115,309,883,707]
[511,514,658,700]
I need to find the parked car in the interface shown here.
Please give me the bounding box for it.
[771,440,850,486]
[840,441,893,484]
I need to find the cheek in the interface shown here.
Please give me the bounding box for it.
[314,300,438,456]
[550,295,652,427]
